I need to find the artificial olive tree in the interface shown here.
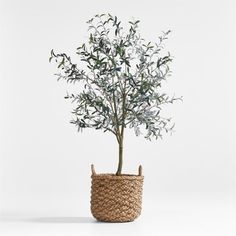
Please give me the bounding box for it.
[50,14,180,175]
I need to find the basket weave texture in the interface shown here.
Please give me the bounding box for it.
[90,165,144,222]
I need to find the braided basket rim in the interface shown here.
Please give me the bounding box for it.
[91,173,144,180]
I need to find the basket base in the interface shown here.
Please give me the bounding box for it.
[93,216,136,223]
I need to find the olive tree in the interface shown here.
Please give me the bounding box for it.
[50,13,181,175]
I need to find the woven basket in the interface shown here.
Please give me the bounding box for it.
[90,164,144,222]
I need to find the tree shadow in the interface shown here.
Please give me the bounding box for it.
[0,216,132,224]
[29,216,96,223]
[0,216,97,224]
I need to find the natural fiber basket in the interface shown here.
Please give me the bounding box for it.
[90,164,144,222]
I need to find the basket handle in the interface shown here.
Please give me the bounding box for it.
[138,165,143,176]
[91,164,96,175]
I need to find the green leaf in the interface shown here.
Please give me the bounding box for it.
[125,60,130,67]
[58,57,65,68]
[49,49,55,62]
[114,16,117,25]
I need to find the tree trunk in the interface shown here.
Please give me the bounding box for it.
[116,140,123,175]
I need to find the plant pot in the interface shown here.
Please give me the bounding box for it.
[90,164,144,222]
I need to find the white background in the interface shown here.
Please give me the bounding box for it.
[0,0,236,235]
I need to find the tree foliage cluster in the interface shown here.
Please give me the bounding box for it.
[50,13,181,174]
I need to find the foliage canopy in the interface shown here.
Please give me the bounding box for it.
[50,13,181,174]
